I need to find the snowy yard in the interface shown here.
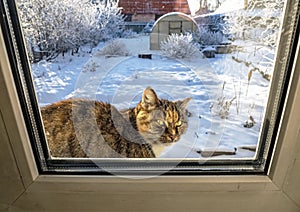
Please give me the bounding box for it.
[32,35,271,159]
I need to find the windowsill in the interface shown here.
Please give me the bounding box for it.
[34,174,278,191]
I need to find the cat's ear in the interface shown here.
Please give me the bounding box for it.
[141,87,159,110]
[176,97,192,110]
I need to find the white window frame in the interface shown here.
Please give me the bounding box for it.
[0,1,300,211]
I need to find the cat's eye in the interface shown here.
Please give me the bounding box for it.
[2,0,299,176]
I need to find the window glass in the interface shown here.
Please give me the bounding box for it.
[1,0,299,175]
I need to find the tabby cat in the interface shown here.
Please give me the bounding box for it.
[41,87,191,158]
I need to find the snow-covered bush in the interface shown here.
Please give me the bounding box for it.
[221,0,284,79]
[194,27,226,45]
[222,0,284,48]
[161,34,199,59]
[96,40,130,57]
[17,0,125,61]
[94,2,126,41]
[119,29,138,39]
[195,13,226,33]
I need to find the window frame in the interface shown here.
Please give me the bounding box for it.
[0,1,300,211]
[0,0,299,176]
[1,35,300,209]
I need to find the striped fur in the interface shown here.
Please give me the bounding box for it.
[41,87,191,158]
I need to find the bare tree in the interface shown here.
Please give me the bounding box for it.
[17,0,124,62]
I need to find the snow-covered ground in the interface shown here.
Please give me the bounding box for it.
[32,35,272,159]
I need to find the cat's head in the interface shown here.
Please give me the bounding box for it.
[135,87,191,144]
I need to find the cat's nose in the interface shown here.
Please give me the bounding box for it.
[170,135,178,142]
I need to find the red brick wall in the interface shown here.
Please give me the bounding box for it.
[118,0,190,15]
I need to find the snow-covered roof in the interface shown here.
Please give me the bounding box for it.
[154,12,196,24]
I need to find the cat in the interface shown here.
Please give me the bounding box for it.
[41,87,191,158]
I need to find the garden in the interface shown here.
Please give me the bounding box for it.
[17,0,284,159]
